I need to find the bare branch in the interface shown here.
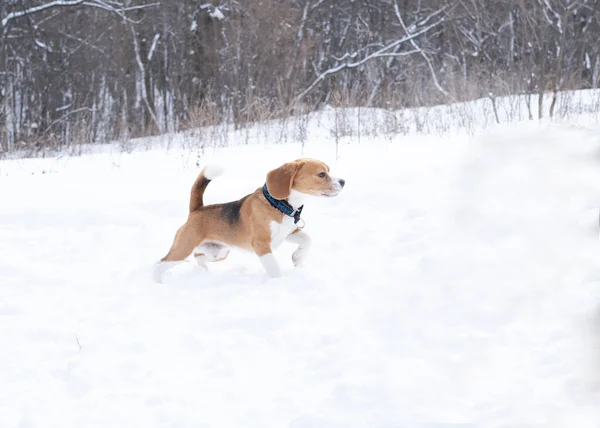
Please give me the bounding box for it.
[58,31,108,56]
[147,33,161,61]
[2,0,84,27]
[81,1,160,23]
[130,26,162,133]
[1,0,159,27]
[294,13,446,103]
[43,107,94,135]
[375,49,421,58]
[394,1,450,98]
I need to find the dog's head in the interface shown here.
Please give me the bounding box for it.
[266,158,345,199]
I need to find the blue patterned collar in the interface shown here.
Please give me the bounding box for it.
[262,184,304,224]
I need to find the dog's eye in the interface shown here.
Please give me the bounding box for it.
[317,172,327,178]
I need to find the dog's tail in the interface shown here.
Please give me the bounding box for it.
[189,164,224,212]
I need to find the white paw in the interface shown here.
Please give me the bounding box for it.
[292,249,308,267]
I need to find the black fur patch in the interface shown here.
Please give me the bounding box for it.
[220,196,248,225]
[196,177,210,190]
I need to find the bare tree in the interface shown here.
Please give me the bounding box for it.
[2,0,600,155]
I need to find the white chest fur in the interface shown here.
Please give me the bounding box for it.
[269,216,297,249]
[269,190,305,249]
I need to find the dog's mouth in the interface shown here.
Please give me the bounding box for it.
[320,191,340,197]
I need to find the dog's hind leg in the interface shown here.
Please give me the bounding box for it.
[194,241,230,265]
[152,224,199,283]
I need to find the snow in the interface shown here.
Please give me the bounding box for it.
[34,39,53,53]
[147,33,160,62]
[2,107,600,426]
[209,7,225,21]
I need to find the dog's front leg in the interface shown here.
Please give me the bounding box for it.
[287,229,312,267]
[253,240,282,278]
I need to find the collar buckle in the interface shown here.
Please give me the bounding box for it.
[292,205,304,225]
[262,184,305,226]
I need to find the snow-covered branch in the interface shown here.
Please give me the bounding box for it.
[2,0,84,27]
[393,1,450,97]
[130,26,162,133]
[294,11,446,103]
[147,33,161,62]
[1,0,159,27]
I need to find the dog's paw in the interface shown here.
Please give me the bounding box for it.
[292,248,308,267]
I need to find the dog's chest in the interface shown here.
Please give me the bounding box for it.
[269,217,297,249]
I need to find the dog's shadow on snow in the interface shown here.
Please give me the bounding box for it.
[148,260,312,289]
[159,263,262,288]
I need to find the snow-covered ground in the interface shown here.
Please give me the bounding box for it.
[2,115,600,426]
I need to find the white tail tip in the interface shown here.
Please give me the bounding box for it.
[203,164,224,180]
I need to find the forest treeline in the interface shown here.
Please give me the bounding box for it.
[1,0,599,153]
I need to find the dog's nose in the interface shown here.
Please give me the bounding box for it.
[339,179,345,188]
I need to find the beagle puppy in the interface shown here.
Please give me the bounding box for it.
[152,158,345,282]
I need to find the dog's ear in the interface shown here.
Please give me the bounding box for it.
[266,161,301,199]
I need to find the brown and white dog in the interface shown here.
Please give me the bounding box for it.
[152,158,345,282]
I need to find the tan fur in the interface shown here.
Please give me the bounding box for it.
[265,162,300,199]
[154,158,344,280]
[189,171,211,212]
